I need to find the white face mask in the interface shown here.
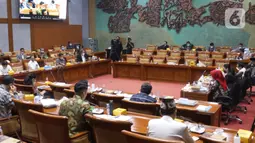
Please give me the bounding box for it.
[210,46,213,48]
[187,43,190,46]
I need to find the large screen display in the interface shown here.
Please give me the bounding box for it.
[19,0,67,20]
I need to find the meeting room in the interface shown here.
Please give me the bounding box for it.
[1,0,255,143]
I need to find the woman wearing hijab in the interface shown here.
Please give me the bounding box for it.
[209,70,228,101]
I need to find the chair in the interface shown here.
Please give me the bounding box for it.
[183,51,196,57]
[11,62,24,72]
[197,51,210,59]
[139,55,152,64]
[0,115,20,137]
[198,58,213,67]
[92,93,124,109]
[211,52,225,59]
[85,48,93,56]
[226,52,240,60]
[44,58,56,66]
[49,84,70,100]
[65,55,76,63]
[121,130,185,143]
[219,47,232,53]
[49,51,59,58]
[143,50,154,56]
[14,83,34,94]
[156,50,169,57]
[132,49,142,56]
[4,52,12,56]
[215,59,230,68]
[169,51,181,58]
[10,56,19,63]
[171,45,180,51]
[121,99,159,115]
[185,57,197,66]
[166,57,180,65]
[85,113,132,143]
[14,78,25,84]
[147,44,157,51]
[29,109,90,143]
[152,56,166,64]
[126,55,138,63]
[12,99,43,142]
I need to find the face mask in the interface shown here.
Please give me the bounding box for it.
[210,46,213,48]
[187,44,190,46]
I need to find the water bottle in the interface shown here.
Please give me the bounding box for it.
[34,94,41,104]
[234,133,240,143]
[91,83,95,91]
[109,100,113,115]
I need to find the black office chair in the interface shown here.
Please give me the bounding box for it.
[215,82,242,125]
[244,68,253,103]
[251,117,255,132]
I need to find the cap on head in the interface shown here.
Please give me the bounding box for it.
[3,75,14,85]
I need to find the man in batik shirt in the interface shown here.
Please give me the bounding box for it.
[59,80,90,136]
[0,76,15,118]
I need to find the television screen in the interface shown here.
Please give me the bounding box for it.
[19,0,67,20]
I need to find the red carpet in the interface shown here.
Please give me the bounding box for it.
[88,75,255,132]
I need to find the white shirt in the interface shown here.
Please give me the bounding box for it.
[28,60,39,70]
[148,116,194,143]
[238,67,246,78]
[82,53,86,62]
[0,65,13,75]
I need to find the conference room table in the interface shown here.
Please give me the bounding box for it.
[43,106,253,143]
[0,59,111,83]
[181,90,211,101]
[113,62,216,83]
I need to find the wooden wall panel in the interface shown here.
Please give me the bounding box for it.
[32,24,82,50]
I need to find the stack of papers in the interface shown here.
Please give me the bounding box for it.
[41,99,57,108]
[196,105,212,112]
[93,115,132,121]
[52,82,72,87]
[176,98,198,106]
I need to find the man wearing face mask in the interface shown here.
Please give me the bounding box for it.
[67,41,74,49]
[0,61,13,75]
[158,41,169,50]
[0,75,16,118]
[207,43,216,52]
[17,48,27,61]
[181,41,194,51]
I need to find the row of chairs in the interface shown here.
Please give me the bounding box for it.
[126,55,230,67]
[132,49,241,60]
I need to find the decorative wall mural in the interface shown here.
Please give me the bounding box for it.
[97,0,255,33]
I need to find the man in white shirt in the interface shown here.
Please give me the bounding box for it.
[0,61,13,75]
[28,57,39,70]
[147,98,194,143]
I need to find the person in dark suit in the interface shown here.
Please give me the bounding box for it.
[181,41,194,51]
[130,82,157,103]
[116,36,123,60]
[223,64,236,90]
[207,43,216,52]
[110,39,119,62]
[126,37,134,54]
[76,49,89,63]
[158,41,169,50]
[67,41,74,49]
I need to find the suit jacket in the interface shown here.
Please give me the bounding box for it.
[148,116,194,143]
[181,44,194,51]
[76,53,89,62]
[158,44,169,50]
[17,54,27,61]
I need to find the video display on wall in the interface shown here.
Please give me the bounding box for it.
[19,0,67,20]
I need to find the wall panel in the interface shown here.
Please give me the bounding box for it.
[11,0,19,19]
[82,0,89,47]
[69,0,83,25]
[12,24,31,51]
[0,24,9,52]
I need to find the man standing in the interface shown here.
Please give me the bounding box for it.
[126,37,134,54]
[116,36,123,60]
[158,41,170,50]
[59,80,91,136]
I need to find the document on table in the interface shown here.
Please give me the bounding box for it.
[196,105,212,112]
[41,99,57,108]
[93,115,131,121]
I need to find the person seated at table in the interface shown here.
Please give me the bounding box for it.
[158,41,169,50]
[181,41,194,51]
[39,48,48,59]
[210,70,228,101]
[126,37,134,54]
[0,60,13,75]
[20,0,30,9]
[28,0,36,8]
[236,62,246,79]
[207,43,216,52]
[223,64,236,90]
[0,49,4,56]
[59,80,91,136]
[0,76,16,118]
[67,41,74,49]
[56,53,66,66]
[76,49,89,63]
[130,82,157,103]
[17,48,27,61]
[28,56,39,70]
[147,97,194,143]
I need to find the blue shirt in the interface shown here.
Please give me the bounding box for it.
[130,93,157,103]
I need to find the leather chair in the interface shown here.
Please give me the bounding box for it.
[197,51,210,59]
[29,109,90,143]
[44,58,56,66]
[183,51,196,57]
[11,62,24,72]
[121,130,185,143]
[169,51,181,58]
[152,56,166,64]
[226,52,240,60]
[0,115,20,137]
[85,113,132,143]
[92,93,124,109]
[215,59,230,68]
[211,52,225,59]
[198,58,213,67]
[49,84,70,100]
[14,83,34,94]
[14,78,25,84]
[121,99,159,115]
[12,99,43,142]
[139,55,152,64]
